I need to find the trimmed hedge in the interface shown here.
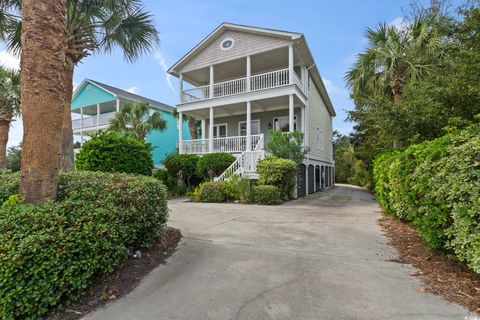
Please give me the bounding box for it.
[0,171,168,319]
[76,131,154,175]
[197,181,226,203]
[196,153,236,179]
[257,156,297,199]
[254,185,282,205]
[373,125,480,273]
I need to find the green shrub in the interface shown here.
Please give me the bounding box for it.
[76,131,153,175]
[254,185,282,205]
[257,156,297,199]
[198,181,226,203]
[0,171,168,319]
[0,170,19,203]
[220,175,255,203]
[267,130,309,165]
[373,124,480,273]
[196,153,236,179]
[164,153,200,195]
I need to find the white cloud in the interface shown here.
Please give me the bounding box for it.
[389,16,408,31]
[322,77,345,96]
[0,50,20,71]
[126,86,140,94]
[154,51,174,92]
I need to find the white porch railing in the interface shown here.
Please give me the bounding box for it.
[72,111,117,130]
[181,68,302,103]
[180,134,264,154]
[214,150,265,182]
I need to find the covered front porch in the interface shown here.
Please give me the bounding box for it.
[178,94,305,155]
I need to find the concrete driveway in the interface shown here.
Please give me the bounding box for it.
[83,184,470,320]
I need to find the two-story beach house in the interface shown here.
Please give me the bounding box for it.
[168,23,336,197]
[71,79,191,165]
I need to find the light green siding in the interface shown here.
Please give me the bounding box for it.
[71,82,116,109]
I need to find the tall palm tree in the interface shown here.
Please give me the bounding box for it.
[109,102,167,140]
[20,0,67,204]
[345,14,441,105]
[3,0,160,171]
[0,66,20,168]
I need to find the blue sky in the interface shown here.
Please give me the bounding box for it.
[2,0,430,147]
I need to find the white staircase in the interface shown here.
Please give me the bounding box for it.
[214,135,265,182]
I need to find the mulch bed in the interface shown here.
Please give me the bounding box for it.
[47,227,182,320]
[379,215,480,314]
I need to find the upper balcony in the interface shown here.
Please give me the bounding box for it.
[181,68,304,103]
[175,45,309,108]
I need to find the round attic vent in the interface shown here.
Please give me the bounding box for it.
[86,84,92,90]
[220,38,235,51]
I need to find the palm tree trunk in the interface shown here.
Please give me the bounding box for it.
[393,90,403,149]
[188,118,197,139]
[19,0,68,204]
[60,62,75,171]
[0,119,9,168]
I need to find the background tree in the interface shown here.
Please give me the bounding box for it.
[0,67,19,168]
[345,14,441,106]
[19,0,67,204]
[109,102,167,140]
[6,143,21,171]
[2,0,160,171]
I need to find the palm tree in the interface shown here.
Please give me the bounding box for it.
[110,102,167,140]
[2,0,160,171]
[19,0,68,204]
[345,14,441,105]
[0,66,20,168]
[172,109,200,139]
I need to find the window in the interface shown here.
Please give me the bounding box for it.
[316,126,324,151]
[213,124,227,138]
[238,120,260,136]
[220,38,235,51]
[273,116,297,132]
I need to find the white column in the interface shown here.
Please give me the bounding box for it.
[246,55,251,92]
[209,107,214,152]
[116,99,120,112]
[246,101,252,151]
[80,107,84,145]
[288,44,294,84]
[201,118,206,139]
[300,104,305,146]
[289,94,294,132]
[96,103,100,129]
[178,112,183,154]
[179,73,183,103]
[209,66,214,98]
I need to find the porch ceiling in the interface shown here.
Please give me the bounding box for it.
[182,95,303,118]
[182,46,302,86]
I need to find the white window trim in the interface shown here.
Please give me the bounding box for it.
[238,119,260,136]
[273,115,297,131]
[212,123,228,138]
[316,126,324,152]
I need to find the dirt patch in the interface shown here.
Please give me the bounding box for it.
[379,215,480,314]
[47,227,182,320]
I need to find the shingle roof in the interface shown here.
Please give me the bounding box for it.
[87,79,174,112]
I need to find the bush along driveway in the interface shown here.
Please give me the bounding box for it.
[82,185,471,320]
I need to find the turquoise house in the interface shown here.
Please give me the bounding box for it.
[71,79,191,165]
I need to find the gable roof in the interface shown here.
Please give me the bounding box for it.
[168,22,335,117]
[72,79,174,112]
